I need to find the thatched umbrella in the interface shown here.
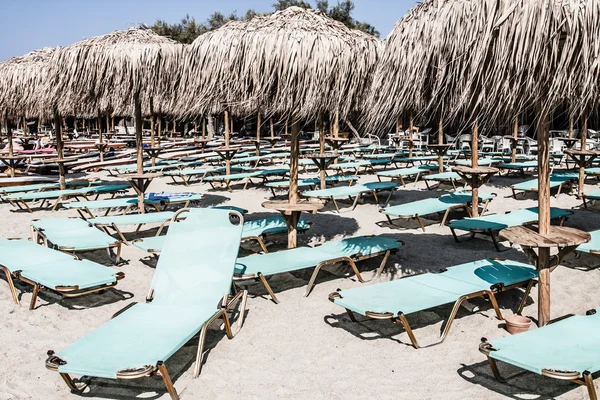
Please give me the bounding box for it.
[45,27,183,205]
[0,47,55,177]
[178,7,381,246]
[368,0,598,326]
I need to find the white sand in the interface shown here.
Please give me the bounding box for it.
[1,168,599,400]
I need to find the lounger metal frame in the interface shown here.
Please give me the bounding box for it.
[236,238,404,304]
[479,309,599,400]
[329,262,535,349]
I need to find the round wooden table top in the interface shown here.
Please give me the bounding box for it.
[565,149,599,157]
[262,200,324,214]
[451,166,499,175]
[301,153,340,159]
[122,172,163,180]
[500,226,590,249]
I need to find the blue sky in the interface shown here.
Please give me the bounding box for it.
[0,0,417,61]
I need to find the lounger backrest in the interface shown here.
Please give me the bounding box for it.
[150,208,244,306]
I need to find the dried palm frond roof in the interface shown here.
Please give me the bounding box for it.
[0,47,55,120]
[366,0,600,133]
[176,6,382,121]
[44,27,184,118]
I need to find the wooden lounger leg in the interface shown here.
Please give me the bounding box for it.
[517,280,534,315]
[485,356,508,383]
[221,310,234,340]
[415,215,426,232]
[59,372,83,392]
[332,197,341,213]
[350,195,361,210]
[157,362,179,400]
[29,282,40,310]
[440,208,452,227]
[1,267,19,305]
[257,272,279,304]
[583,371,598,400]
[254,237,269,253]
[375,251,391,278]
[490,231,502,252]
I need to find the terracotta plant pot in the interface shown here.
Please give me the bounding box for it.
[504,314,532,335]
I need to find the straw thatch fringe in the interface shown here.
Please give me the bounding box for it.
[366,0,600,135]
[175,7,382,122]
[0,47,55,120]
[43,27,184,118]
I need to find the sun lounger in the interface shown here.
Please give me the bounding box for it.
[266,175,358,197]
[328,160,373,174]
[31,217,123,263]
[380,191,496,231]
[164,166,250,185]
[204,168,289,191]
[64,192,204,218]
[88,211,176,243]
[0,179,99,197]
[453,157,501,167]
[423,171,463,190]
[330,258,537,348]
[449,207,573,251]
[480,308,600,399]
[392,155,443,166]
[235,236,403,303]
[511,172,577,198]
[576,229,600,255]
[302,181,399,212]
[498,161,544,175]
[581,188,600,208]
[5,184,130,212]
[0,239,124,310]
[46,208,248,400]
[377,164,439,186]
[134,214,312,254]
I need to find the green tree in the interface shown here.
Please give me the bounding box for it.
[150,0,379,43]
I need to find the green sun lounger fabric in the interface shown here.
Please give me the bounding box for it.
[64,193,203,211]
[32,218,120,251]
[498,161,538,169]
[424,172,461,181]
[577,230,600,254]
[449,207,572,232]
[0,239,120,291]
[266,176,358,188]
[133,216,311,253]
[584,188,600,200]
[6,184,129,201]
[53,208,244,379]
[511,172,577,192]
[377,164,438,178]
[303,181,398,199]
[332,259,536,316]
[488,308,600,374]
[454,158,501,167]
[381,191,496,218]
[235,236,402,277]
[0,179,98,195]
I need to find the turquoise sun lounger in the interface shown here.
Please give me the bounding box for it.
[0,179,100,197]
[511,172,577,198]
[380,191,496,231]
[134,213,312,254]
[423,171,463,190]
[498,160,544,176]
[88,211,176,243]
[303,181,399,212]
[330,258,537,348]
[377,164,439,186]
[480,308,600,399]
[235,236,403,303]
[204,168,289,191]
[0,239,124,310]
[576,230,600,255]
[449,207,573,251]
[5,184,130,212]
[582,188,600,208]
[64,192,204,218]
[31,217,123,263]
[46,208,248,400]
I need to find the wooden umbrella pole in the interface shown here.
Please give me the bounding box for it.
[256,110,261,156]
[289,120,301,206]
[149,98,155,148]
[396,118,400,135]
[194,120,198,137]
[568,114,574,139]
[157,117,162,146]
[201,117,206,140]
[512,115,518,162]
[105,114,109,135]
[22,117,28,135]
[134,94,143,175]
[270,118,274,139]
[97,113,102,142]
[111,116,115,132]
[224,110,231,175]
[53,110,66,190]
[334,111,339,138]
[319,114,326,189]
[5,112,13,158]
[437,119,444,173]
[471,120,480,217]
[579,110,589,198]
[536,102,551,326]
[409,110,414,158]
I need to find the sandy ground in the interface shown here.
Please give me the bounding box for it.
[1,163,600,400]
